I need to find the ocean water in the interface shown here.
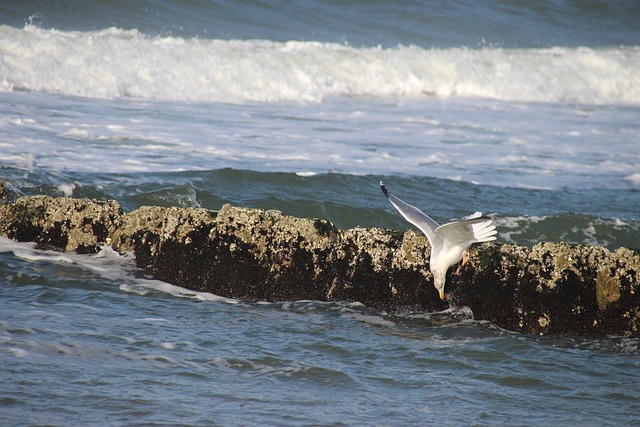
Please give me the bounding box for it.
[1,1,640,425]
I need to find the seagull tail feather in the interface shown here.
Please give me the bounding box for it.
[471,219,497,242]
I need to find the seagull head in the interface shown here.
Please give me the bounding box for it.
[432,269,447,300]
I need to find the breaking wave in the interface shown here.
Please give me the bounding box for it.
[1,25,639,104]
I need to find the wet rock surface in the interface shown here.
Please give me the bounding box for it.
[0,181,7,203]
[1,192,638,338]
[0,195,122,254]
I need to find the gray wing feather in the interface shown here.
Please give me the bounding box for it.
[435,215,497,245]
[380,181,441,246]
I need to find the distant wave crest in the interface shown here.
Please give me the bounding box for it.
[1,25,639,104]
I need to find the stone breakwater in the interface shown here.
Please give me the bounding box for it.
[0,193,638,338]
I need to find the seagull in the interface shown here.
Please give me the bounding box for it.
[380,181,496,300]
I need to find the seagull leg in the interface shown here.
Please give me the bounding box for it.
[455,250,470,274]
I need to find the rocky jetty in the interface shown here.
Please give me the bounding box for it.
[1,193,638,338]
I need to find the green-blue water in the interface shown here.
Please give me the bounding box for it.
[3,168,639,251]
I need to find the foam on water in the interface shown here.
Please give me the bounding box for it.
[0,237,238,304]
[2,90,639,191]
[1,25,639,105]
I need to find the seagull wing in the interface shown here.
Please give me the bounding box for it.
[435,212,497,248]
[380,181,441,247]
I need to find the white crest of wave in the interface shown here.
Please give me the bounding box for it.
[1,24,639,104]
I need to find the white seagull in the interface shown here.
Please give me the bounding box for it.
[380,181,497,300]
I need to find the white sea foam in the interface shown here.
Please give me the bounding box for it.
[0,237,238,304]
[1,35,638,192]
[1,25,639,105]
[7,347,28,358]
[9,245,77,264]
[57,183,76,197]
[626,173,640,185]
[1,88,638,190]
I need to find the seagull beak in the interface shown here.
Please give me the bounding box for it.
[439,289,445,300]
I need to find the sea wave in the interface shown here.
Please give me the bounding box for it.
[2,167,638,250]
[1,25,639,104]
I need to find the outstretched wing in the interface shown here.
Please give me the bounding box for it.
[380,181,441,247]
[435,212,497,248]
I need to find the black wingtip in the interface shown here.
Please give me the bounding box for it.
[379,181,389,198]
